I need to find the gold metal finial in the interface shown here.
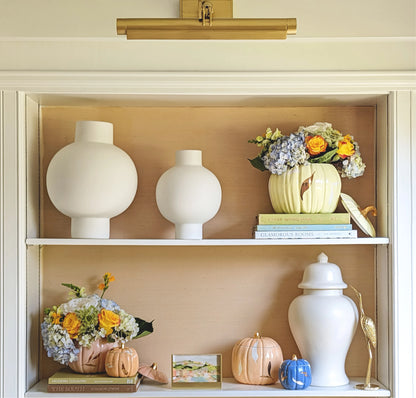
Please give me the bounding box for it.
[350,285,380,391]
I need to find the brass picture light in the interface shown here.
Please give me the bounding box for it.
[117,0,296,40]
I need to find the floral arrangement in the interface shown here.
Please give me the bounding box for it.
[249,122,365,178]
[41,273,153,366]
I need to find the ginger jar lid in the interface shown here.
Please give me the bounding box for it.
[298,252,347,290]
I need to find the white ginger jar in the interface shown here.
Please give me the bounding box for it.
[288,252,358,387]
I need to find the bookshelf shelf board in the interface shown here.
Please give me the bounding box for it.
[26,238,389,246]
[26,378,390,398]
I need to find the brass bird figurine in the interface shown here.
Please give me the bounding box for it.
[350,285,379,391]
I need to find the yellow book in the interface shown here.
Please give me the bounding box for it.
[257,213,350,225]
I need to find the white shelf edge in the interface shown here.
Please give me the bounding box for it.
[26,237,389,246]
[26,378,390,398]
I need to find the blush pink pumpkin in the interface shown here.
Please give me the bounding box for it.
[232,332,283,385]
[69,338,118,374]
[105,344,139,378]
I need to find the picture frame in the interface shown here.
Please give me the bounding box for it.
[171,354,222,388]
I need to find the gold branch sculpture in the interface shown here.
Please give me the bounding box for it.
[350,285,380,391]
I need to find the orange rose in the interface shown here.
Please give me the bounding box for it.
[305,135,328,156]
[98,309,120,336]
[337,135,355,159]
[62,313,81,339]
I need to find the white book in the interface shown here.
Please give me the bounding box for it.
[254,229,358,239]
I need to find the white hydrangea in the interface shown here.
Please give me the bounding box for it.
[78,329,104,347]
[108,310,139,343]
[341,153,366,178]
[299,122,332,135]
[58,294,101,315]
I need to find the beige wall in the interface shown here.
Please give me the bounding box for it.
[40,105,376,379]
[0,0,414,71]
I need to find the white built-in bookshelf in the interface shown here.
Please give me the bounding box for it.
[1,72,415,398]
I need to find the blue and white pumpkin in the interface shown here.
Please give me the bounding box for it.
[279,354,312,390]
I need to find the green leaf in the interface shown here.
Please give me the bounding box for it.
[134,317,154,339]
[248,156,267,171]
[61,283,83,297]
[61,282,79,290]
[309,148,338,164]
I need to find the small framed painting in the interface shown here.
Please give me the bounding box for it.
[171,354,222,388]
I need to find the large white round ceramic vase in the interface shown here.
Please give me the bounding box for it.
[156,150,222,239]
[46,121,138,239]
[288,253,358,387]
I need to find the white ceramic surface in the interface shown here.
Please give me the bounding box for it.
[155,150,222,239]
[288,253,358,387]
[46,121,138,238]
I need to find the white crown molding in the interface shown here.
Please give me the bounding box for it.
[0,70,415,96]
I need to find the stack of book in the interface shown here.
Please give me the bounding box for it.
[254,213,357,239]
[47,368,142,393]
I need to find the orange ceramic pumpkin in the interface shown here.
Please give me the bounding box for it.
[232,332,283,385]
[105,344,139,377]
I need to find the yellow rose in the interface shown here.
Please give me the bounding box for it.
[337,135,355,159]
[50,311,61,325]
[98,309,120,336]
[62,313,81,339]
[306,135,328,156]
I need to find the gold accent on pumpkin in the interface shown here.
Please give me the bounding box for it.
[300,172,315,201]
[360,205,377,218]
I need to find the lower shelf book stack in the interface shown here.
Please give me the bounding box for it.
[254,213,357,239]
[47,368,141,393]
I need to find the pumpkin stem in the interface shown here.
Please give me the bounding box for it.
[254,332,261,338]
[361,205,377,218]
[151,363,157,370]
[292,354,298,361]
[121,342,125,349]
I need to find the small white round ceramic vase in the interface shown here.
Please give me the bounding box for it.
[46,121,138,239]
[288,252,358,387]
[155,150,222,239]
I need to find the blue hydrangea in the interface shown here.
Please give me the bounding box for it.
[100,298,120,311]
[262,131,309,175]
[41,321,79,365]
